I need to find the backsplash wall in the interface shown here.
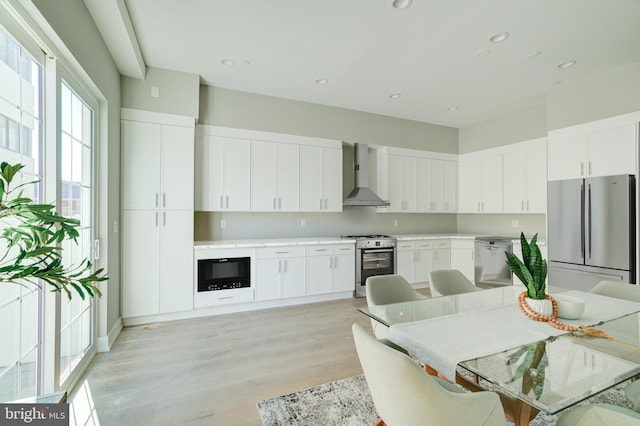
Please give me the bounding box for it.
[456,214,547,240]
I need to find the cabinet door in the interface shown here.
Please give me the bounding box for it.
[428,159,443,212]
[281,257,305,298]
[122,121,161,210]
[255,258,281,300]
[387,155,404,212]
[481,156,503,213]
[396,248,415,283]
[458,159,482,213]
[251,140,277,211]
[415,158,430,212]
[525,145,547,213]
[587,123,636,177]
[194,135,224,211]
[450,242,475,281]
[322,147,343,212]
[306,253,332,295]
[432,248,451,271]
[276,143,299,211]
[159,210,193,313]
[161,125,194,210]
[300,145,323,212]
[122,210,160,317]
[547,133,587,181]
[442,161,457,212]
[502,150,527,213]
[402,157,417,212]
[224,138,252,211]
[414,249,431,283]
[332,252,355,292]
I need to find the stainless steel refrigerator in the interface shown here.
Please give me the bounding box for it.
[547,174,636,291]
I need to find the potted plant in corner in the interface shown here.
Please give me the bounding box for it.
[0,162,107,299]
[505,232,552,317]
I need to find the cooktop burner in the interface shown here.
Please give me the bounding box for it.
[341,234,393,239]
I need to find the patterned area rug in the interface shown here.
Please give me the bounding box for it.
[257,374,635,426]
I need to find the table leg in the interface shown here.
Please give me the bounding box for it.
[455,372,539,426]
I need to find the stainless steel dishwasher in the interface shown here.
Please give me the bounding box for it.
[474,236,514,287]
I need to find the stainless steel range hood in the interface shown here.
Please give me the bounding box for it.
[343,143,390,207]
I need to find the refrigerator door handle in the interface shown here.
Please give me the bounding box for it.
[588,183,592,260]
[580,182,585,261]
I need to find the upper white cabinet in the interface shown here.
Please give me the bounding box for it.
[299,145,343,212]
[251,140,300,211]
[122,119,194,210]
[502,139,547,214]
[548,119,637,181]
[377,147,458,213]
[195,134,251,211]
[194,125,342,213]
[458,154,503,213]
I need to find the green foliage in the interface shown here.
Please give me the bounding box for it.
[505,232,547,299]
[0,162,107,299]
[506,341,548,399]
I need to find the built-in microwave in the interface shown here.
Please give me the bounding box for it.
[198,257,251,292]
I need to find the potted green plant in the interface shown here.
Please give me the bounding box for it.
[505,232,551,316]
[0,162,107,299]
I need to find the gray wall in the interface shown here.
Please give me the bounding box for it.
[31,0,122,340]
[121,67,200,118]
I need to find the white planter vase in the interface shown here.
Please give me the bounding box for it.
[525,297,553,317]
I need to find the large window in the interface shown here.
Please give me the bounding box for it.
[0,25,43,401]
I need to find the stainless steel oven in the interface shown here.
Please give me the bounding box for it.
[343,235,397,297]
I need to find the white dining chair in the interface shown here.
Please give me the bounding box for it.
[589,280,640,303]
[624,380,640,412]
[352,323,506,426]
[429,269,485,297]
[365,274,426,343]
[555,402,640,425]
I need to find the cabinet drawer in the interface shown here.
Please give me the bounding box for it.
[414,240,434,249]
[433,240,451,249]
[397,241,416,251]
[257,246,306,259]
[194,287,254,308]
[307,244,355,256]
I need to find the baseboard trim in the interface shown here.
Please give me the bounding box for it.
[97,317,123,352]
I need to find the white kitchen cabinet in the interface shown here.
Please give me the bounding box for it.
[251,140,300,211]
[397,240,434,284]
[122,209,194,317]
[306,244,355,295]
[300,145,343,212]
[450,239,475,281]
[121,110,195,318]
[548,121,637,181]
[502,140,547,214]
[459,155,503,213]
[122,120,194,210]
[386,155,422,212]
[194,134,251,211]
[256,246,306,300]
[431,240,451,272]
[397,241,416,283]
[430,160,457,212]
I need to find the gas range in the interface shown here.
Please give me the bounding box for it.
[341,234,397,297]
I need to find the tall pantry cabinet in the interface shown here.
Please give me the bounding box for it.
[121,109,195,318]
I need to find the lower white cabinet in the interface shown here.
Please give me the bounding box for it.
[256,246,306,300]
[397,241,432,284]
[306,244,355,295]
[122,209,194,317]
[450,239,475,281]
[431,240,451,272]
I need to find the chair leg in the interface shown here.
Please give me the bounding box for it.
[373,418,386,426]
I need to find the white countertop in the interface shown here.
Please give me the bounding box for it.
[194,237,355,249]
[392,233,478,241]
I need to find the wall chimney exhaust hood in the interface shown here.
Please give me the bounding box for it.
[343,143,390,207]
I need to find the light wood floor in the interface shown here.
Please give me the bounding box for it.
[70,295,391,425]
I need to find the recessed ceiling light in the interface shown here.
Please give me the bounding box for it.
[391,0,413,9]
[315,78,329,85]
[489,32,510,43]
[526,51,542,59]
[448,106,458,111]
[557,59,576,69]
[221,59,235,66]
[389,93,401,100]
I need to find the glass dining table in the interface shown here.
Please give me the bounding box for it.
[358,286,640,426]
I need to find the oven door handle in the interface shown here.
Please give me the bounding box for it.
[361,248,395,253]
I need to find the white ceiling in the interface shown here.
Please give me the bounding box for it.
[85,0,640,128]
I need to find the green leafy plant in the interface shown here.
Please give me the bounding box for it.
[506,341,548,399]
[0,162,107,299]
[505,232,547,299]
